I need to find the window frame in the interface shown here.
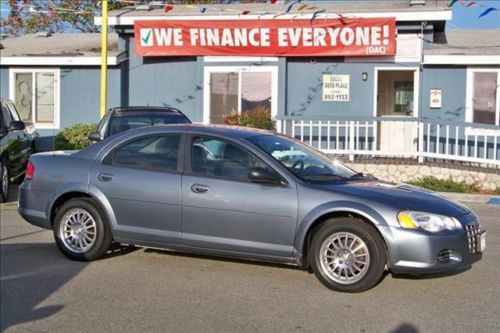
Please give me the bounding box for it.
[465,67,500,134]
[103,133,183,174]
[184,134,285,184]
[9,68,61,129]
[203,65,278,124]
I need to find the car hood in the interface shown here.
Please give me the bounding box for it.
[316,179,471,217]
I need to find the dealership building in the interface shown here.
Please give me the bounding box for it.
[0,1,499,166]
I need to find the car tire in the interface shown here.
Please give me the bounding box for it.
[53,198,112,261]
[0,159,9,203]
[309,218,386,293]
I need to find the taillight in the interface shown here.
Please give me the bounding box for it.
[26,160,35,180]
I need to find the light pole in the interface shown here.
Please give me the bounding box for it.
[99,0,108,118]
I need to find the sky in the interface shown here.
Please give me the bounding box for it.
[448,0,500,29]
[0,0,499,30]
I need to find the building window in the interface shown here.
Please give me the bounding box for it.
[9,68,60,129]
[466,68,500,127]
[204,66,278,124]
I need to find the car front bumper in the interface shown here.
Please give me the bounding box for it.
[379,223,484,274]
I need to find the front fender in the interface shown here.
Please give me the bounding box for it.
[294,200,388,260]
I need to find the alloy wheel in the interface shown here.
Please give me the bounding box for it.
[319,232,371,285]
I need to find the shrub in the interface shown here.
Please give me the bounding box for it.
[407,176,480,193]
[54,123,97,150]
[222,106,275,130]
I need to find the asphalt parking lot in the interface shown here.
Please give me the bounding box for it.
[1,187,499,333]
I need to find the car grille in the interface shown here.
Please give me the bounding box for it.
[465,224,481,254]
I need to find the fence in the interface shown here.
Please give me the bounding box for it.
[276,118,500,166]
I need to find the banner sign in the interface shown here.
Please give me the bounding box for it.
[134,18,396,57]
[323,74,350,102]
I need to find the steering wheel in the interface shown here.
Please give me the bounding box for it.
[291,160,304,171]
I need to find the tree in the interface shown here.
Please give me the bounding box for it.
[0,0,269,36]
[0,0,127,35]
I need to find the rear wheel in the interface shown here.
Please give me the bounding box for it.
[0,159,9,203]
[53,198,112,261]
[309,218,386,293]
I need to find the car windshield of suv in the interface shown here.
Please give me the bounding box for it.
[108,113,189,136]
[247,135,358,182]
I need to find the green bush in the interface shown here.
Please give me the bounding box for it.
[407,176,480,193]
[223,106,275,130]
[54,123,97,150]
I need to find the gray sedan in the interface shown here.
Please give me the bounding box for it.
[18,125,485,292]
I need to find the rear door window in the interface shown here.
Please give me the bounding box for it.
[107,135,181,172]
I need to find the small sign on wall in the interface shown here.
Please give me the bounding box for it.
[323,74,350,102]
[430,89,442,108]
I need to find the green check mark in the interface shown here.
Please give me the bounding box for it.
[142,30,152,45]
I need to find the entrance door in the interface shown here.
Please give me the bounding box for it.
[376,69,419,154]
[204,66,278,124]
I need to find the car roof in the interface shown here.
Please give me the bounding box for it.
[122,123,273,139]
[76,124,274,159]
[109,106,185,115]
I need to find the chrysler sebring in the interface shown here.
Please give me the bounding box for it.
[18,125,485,292]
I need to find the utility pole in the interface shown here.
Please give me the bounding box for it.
[100,0,108,118]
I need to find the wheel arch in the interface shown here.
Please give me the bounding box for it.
[295,202,390,269]
[49,185,117,235]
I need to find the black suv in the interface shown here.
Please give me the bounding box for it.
[88,106,191,141]
[1,99,38,202]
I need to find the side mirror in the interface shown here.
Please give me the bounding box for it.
[9,121,25,131]
[248,167,286,186]
[88,131,102,142]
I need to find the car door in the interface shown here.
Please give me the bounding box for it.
[6,102,30,170]
[1,104,24,177]
[90,133,183,245]
[181,134,298,258]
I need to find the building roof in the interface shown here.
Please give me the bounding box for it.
[427,30,500,56]
[98,0,451,26]
[0,33,123,66]
[424,29,500,65]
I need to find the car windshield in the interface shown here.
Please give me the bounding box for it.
[108,113,189,136]
[246,135,358,182]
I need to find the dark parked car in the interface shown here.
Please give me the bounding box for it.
[19,125,485,292]
[0,98,38,202]
[88,106,191,141]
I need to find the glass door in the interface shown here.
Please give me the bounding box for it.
[204,66,277,124]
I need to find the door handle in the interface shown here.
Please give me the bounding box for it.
[98,173,114,182]
[191,184,209,194]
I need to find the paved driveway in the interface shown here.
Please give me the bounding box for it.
[1,188,499,332]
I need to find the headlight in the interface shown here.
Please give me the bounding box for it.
[397,211,462,232]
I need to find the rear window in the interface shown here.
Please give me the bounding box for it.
[108,113,190,136]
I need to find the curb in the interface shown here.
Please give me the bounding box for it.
[438,192,500,205]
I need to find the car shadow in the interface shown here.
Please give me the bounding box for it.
[143,248,303,271]
[390,265,471,280]
[0,242,87,331]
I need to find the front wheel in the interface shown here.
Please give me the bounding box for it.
[309,218,386,293]
[0,160,9,203]
[53,198,112,261]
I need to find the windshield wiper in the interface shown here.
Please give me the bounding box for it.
[303,174,349,181]
[349,172,375,179]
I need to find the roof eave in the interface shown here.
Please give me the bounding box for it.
[94,10,452,26]
[0,52,125,66]
[424,54,500,65]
